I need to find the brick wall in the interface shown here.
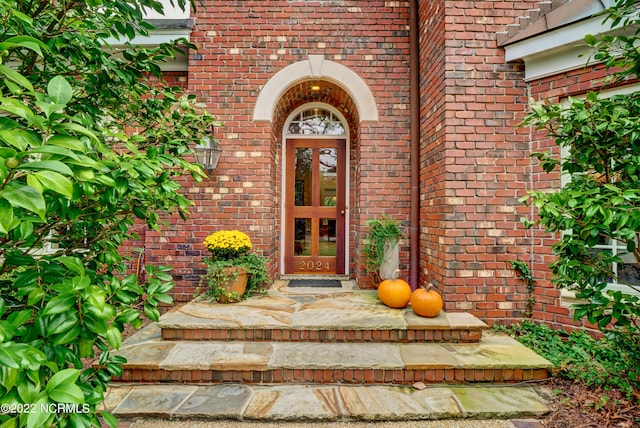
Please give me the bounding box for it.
[124,1,613,332]
[419,1,541,324]
[143,0,415,301]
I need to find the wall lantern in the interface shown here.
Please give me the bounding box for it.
[194,125,222,171]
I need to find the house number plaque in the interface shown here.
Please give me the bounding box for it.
[297,260,332,272]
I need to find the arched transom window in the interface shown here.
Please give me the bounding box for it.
[287,107,346,135]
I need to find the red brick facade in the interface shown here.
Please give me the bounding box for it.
[418,0,539,324]
[149,1,415,303]
[131,1,619,330]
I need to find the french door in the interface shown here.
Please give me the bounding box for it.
[284,138,346,274]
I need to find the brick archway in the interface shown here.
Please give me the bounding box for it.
[272,80,360,276]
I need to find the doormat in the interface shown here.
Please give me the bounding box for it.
[287,279,342,288]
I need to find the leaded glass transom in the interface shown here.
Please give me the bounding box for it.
[287,107,345,135]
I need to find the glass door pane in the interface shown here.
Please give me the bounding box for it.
[295,148,312,206]
[319,148,337,207]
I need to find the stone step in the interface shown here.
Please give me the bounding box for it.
[112,324,552,385]
[158,289,489,343]
[102,383,552,421]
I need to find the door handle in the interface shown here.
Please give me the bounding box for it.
[340,209,345,215]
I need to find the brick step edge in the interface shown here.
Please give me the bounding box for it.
[112,367,549,384]
[160,327,484,343]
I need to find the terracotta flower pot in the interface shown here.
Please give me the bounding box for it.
[217,266,249,303]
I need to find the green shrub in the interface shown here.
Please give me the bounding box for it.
[497,321,640,400]
[0,1,216,426]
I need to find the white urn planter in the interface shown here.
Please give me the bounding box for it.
[378,239,400,280]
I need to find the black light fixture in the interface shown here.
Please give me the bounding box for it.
[195,124,222,171]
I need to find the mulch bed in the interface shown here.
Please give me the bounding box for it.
[540,378,640,428]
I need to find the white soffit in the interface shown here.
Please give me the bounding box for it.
[504,15,614,81]
[104,1,192,71]
[121,28,192,45]
[143,0,190,19]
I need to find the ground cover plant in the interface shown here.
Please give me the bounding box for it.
[497,322,639,427]
[0,1,218,427]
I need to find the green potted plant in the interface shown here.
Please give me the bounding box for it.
[363,215,404,283]
[201,230,269,303]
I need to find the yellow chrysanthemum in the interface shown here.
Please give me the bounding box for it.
[203,230,252,260]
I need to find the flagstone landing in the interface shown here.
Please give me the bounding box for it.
[158,280,488,343]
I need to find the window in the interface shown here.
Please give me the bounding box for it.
[287,107,345,135]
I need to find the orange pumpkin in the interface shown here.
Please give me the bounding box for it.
[410,283,443,317]
[378,270,412,309]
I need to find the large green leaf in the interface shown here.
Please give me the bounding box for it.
[17,379,40,403]
[59,123,99,143]
[7,309,33,329]
[17,160,74,176]
[45,369,84,404]
[42,294,77,316]
[31,170,73,197]
[0,128,38,151]
[27,398,53,428]
[35,100,66,119]
[0,116,18,131]
[28,145,81,160]
[27,287,45,306]
[46,135,87,153]
[0,63,34,92]
[0,183,45,218]
[53,323,81,345]
[0,35,46,57]
[0,97,36,122]
[0,346,20,369]
[47,76,73,106]
[100,411,119,428]
[0,366,19,392]
[45,368,80,394]
[0,320,14,342]
[105,326,122,350]
[47,312,79,336]
[54,256,85,276]
[0,198,13,233]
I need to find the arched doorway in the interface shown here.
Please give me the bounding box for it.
[282,104,350,275]
[252,55,379,278]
